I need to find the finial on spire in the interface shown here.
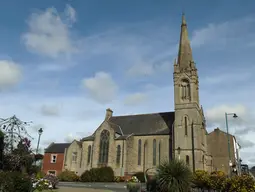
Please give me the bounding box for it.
[174,58,177,65]
[182,13,187,26]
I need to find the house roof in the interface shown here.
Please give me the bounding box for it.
[44,143,71,153]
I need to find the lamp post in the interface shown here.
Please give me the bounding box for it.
[177,147,181,160]
[225,112,238,177]
[36,128,43,154]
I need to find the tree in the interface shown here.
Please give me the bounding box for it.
[3,137,34,173]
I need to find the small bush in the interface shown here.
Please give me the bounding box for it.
[80,166,114,182]
[98,166,114,182]
[133,172,148,183]
[58,170,80,182]
[80,170,92,182]
[0,171,32,192]
[222,174,255,192]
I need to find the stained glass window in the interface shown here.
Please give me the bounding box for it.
[87,145,92,164]
[138,139,142,165]
[116,145,121,165]
[158,141,161,165]
[99,130,110,164]
[153,139,156,166]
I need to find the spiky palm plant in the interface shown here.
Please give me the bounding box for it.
[156,159,192,192]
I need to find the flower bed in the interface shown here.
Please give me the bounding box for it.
[32,173,59,191]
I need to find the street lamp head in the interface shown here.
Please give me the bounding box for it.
[233,114,238,118]
[38,128,43,135]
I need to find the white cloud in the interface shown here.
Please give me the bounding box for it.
[22,5,77,58]
[0,60,22,89]
[191,16,255,48]
[64,133,80,143]
[64,5,76,25]
[124,93,147,106]
[205,104,247,128]
[41,104,60,117]
[81,72,118,104]
[127,63,154,76]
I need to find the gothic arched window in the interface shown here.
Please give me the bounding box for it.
[138,139,142,165]
[181,79,191,101]
[158,141,161,165]
[186,155,190,166]
[87,145,92,164]
[99,130,110,164]
[153,139,156,166]
[184,116,188,136]
[116,145,121,165]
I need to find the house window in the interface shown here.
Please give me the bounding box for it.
[72,152,77,162]
[153,139,156,166]
[99,130,110,164]
[51,154,57,163]
[116,145,121,165]
[48,170,56,176]
[186,155,190,166]
[138,139,142,165]
[87,145,92,164]
[158,141,161,165]
[184,117,188,136]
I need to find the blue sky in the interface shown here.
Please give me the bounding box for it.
[0,0,255,165]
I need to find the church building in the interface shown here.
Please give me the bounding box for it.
[63,14,214,176]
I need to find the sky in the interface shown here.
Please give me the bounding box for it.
[0,0,254,166]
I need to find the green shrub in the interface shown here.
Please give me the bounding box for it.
[58,170,79,182]
[90,168,101,182]
[133,172,148,183]
[80,170,92,182]
[222,174,255,192]
[0,171,32,192]
[98,166,114,182]
[80,167,114,182]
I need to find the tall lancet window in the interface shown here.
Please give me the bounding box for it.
[153,139,156,166]
[181,79,191,101]
[99,130,110,164]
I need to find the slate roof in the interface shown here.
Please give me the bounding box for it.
[81,111,175,141]
[109,112,175,135]
[45,143,71,153]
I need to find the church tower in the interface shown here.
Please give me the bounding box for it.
[173,14,207,171]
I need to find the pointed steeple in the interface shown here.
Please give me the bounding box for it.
[177,13,194,70]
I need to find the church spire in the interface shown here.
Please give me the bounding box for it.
[177,13,194,70]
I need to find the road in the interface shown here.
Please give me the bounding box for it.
[58,182,136,192]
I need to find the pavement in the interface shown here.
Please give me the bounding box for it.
[58,182,146,192]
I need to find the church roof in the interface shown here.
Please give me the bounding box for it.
[44,142,71,153]
[81,111,175,141]
[109,112,175,136]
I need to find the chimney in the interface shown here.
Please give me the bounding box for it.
[105,108,113,120]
